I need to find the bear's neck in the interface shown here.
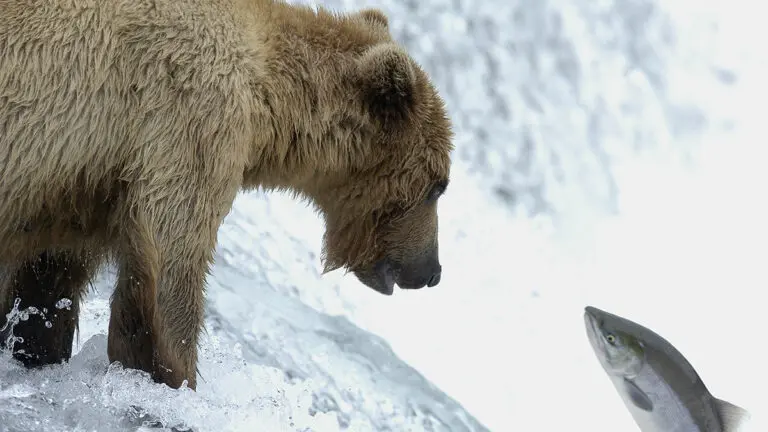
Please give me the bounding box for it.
[240,0,373,197]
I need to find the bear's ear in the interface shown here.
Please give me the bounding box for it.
[358,8,389,28]
[356,43,417,123]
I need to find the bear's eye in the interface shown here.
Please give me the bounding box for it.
[426,180,448,203]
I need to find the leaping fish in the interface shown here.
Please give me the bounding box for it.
[584,306,751,432]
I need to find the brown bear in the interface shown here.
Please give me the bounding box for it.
[0,0,453,390]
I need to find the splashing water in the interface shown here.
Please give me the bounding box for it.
[55,298,73,310]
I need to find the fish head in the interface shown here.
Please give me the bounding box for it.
[584,306,646,379]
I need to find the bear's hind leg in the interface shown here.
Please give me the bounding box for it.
[0,250,96,367]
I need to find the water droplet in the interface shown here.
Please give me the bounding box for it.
[55,298,72,310]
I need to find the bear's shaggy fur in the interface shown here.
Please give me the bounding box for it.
[0,0,453,390]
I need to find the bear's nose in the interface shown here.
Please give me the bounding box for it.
[426,266,441,287]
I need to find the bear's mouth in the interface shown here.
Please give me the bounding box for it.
[354,259,439,295]
[372,259,397,295]
[353,259,398,295]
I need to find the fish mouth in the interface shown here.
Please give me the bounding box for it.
[584,307,601,332]
[584,306,602,321]
[584,306,605,352]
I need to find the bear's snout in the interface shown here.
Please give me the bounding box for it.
[395,264,441,290]
[426,267,441,287]
[391,250,442,291]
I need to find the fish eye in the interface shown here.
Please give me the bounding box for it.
[606,334,616,344]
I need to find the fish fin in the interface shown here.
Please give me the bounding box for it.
[623,378,653,412]
[715,398,751,431]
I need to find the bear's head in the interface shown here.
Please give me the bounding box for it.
[309,11,454,295]
[246,6,454,295]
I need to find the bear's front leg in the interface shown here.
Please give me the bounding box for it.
[107,213,212,391]
[151,255,209,390]
[107,221,162,382]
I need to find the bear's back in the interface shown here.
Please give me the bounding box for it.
[0,0,259,246]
